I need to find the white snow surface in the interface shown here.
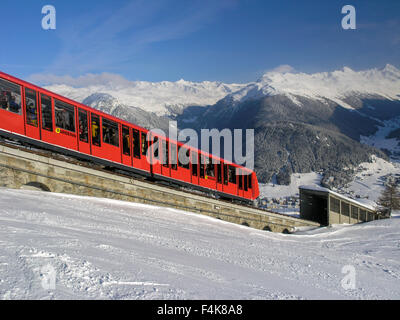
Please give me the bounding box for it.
[1,188,400,300]
[259,172,322,199]
[343,156,400,203]
[39,64,400,116]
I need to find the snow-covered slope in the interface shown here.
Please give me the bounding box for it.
[1,188,399,299]
[225,64,400,109]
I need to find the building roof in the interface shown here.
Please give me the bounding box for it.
[299,185,377,211]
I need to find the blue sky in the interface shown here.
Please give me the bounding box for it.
[1,0,399,84]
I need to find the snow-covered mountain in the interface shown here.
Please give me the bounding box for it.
[221,64,400,109]
[44,76,246,116]
[42,64,400,116]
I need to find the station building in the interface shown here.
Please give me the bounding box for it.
[299,185,389,226]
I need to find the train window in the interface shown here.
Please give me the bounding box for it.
[41,94,53,131]
[223,164,228,185]
[170,143,177,170]
[191,151,198,176]
[199,154,205,178]
[132,129,140,158]
[91,114,101,146]
[238,174,243,189]
[122,126,130,156]
[152,136,159,159]
[244,173,248,191]
[55,100,75,132]
[25,88,38,127]
[102,118,119,147]
[229,166,236,184]
[178,146,190,169]
[248,174,252,189]
[206,157,215,178]
[163,140,169,167]
[78,109,88,142]
[217,163,222,183]
[141,132,148,156]
[0,78,21,114]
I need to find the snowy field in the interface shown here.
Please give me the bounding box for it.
[0,188,399,300]
[259,172,322,199]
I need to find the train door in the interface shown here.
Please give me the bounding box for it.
[150,133,162,175]
[216,162,223,192]
[130,129,150,173]
[121,125,132,167]
[78,108,90,154]
[243,172,252,199]
[177,145,191,183]
[90,112,102,158]
[237,169,244,198]
[190,150,199,185]
[39,93,55,144]
[199,154,216,190]
[161,139,170,178]
[24,88,40,140]
[169,142,180,180]
[0,77,24,135]
[225,165,238,197]
[98,117,121,163]
[54,99,78,150]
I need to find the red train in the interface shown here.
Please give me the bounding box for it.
[0,71,259,203]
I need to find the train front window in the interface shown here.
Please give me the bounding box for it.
[55,100,75,132]
[41,94,53,131]
[78,109,88,142]
[122,126,130,156]
[132,129,140,158]
[102,118,119,147]
[25,88,38,127]
[0,78,21,114]
[91,114,101,146]
[248,174,252,189]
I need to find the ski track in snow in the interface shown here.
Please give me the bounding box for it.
[0,188,399,300]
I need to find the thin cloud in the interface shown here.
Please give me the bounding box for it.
[45,0,238,75]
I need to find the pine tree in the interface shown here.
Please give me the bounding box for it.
[377,178,400,216]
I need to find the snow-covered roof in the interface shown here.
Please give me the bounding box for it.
[299,185,377,211]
